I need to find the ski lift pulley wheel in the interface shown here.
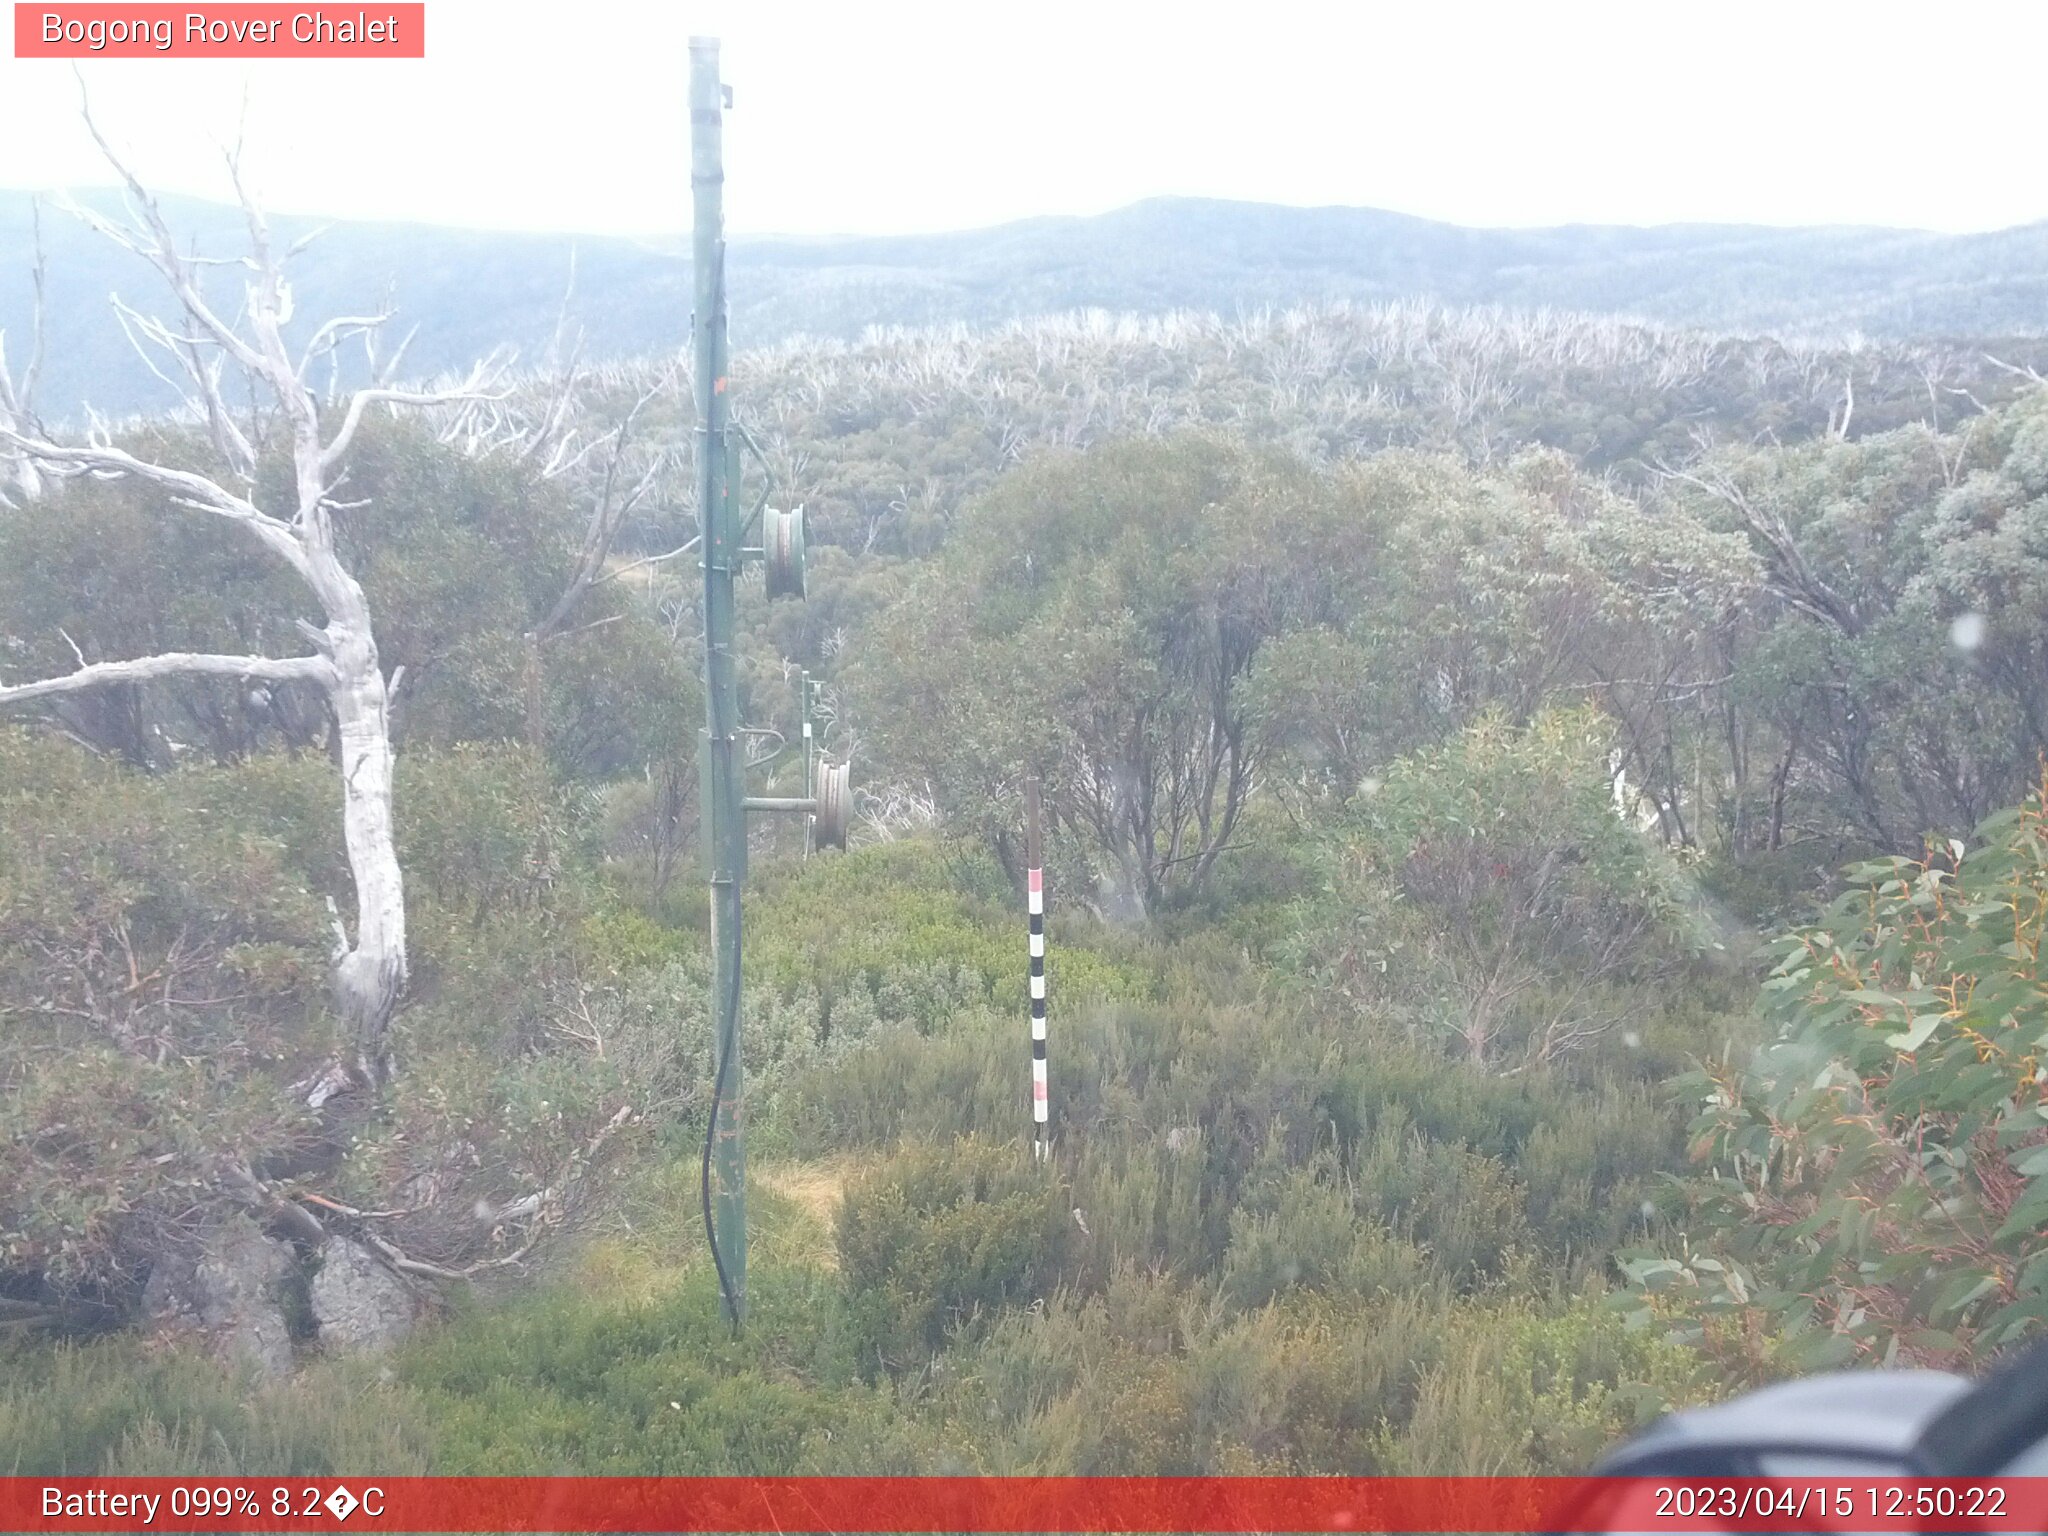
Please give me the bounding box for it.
[764,506,807,600]
[813,759,851,850]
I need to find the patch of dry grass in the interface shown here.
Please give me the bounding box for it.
[560,1155,863,1303]
[753,1157,859,1271]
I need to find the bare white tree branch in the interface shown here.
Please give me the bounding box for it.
[320,358,507,477]
[0,651,332,706]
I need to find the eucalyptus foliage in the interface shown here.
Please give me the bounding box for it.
[1626,773,2048,1372]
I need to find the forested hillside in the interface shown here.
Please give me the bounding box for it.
[8,189,2048,420]
[4,212,2046,1475]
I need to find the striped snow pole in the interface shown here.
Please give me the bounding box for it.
[1026,775,1048,1162]
[800,673,815,858]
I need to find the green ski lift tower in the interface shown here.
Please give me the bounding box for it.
[691,35,850,1332]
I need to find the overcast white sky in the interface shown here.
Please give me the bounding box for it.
[1,0,2043,238]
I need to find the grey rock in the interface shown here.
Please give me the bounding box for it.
[142,1217,296,1380]
[310,1237,415,1354]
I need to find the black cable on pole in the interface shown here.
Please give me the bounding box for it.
[700,940,742,1335]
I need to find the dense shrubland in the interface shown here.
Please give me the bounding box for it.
[4,827,1720,1475]
[2,295,2045,1472]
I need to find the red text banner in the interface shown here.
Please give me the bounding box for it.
[14,5,425,57]
[6,1476,2048,1532]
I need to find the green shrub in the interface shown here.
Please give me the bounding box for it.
[838,1137,1071,1371]
[1217,1163,1430,1309]
[0,731,335,1300]
[1371,1293,1708,1474]
[1353,1109,1532,1285]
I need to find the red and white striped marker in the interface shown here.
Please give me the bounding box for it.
[1026,776,1048,1162]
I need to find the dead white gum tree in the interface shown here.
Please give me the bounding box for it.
[0,109,499,1099]
[0,199,46,506]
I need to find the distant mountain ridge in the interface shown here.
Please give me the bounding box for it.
[3,192,2045,421]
